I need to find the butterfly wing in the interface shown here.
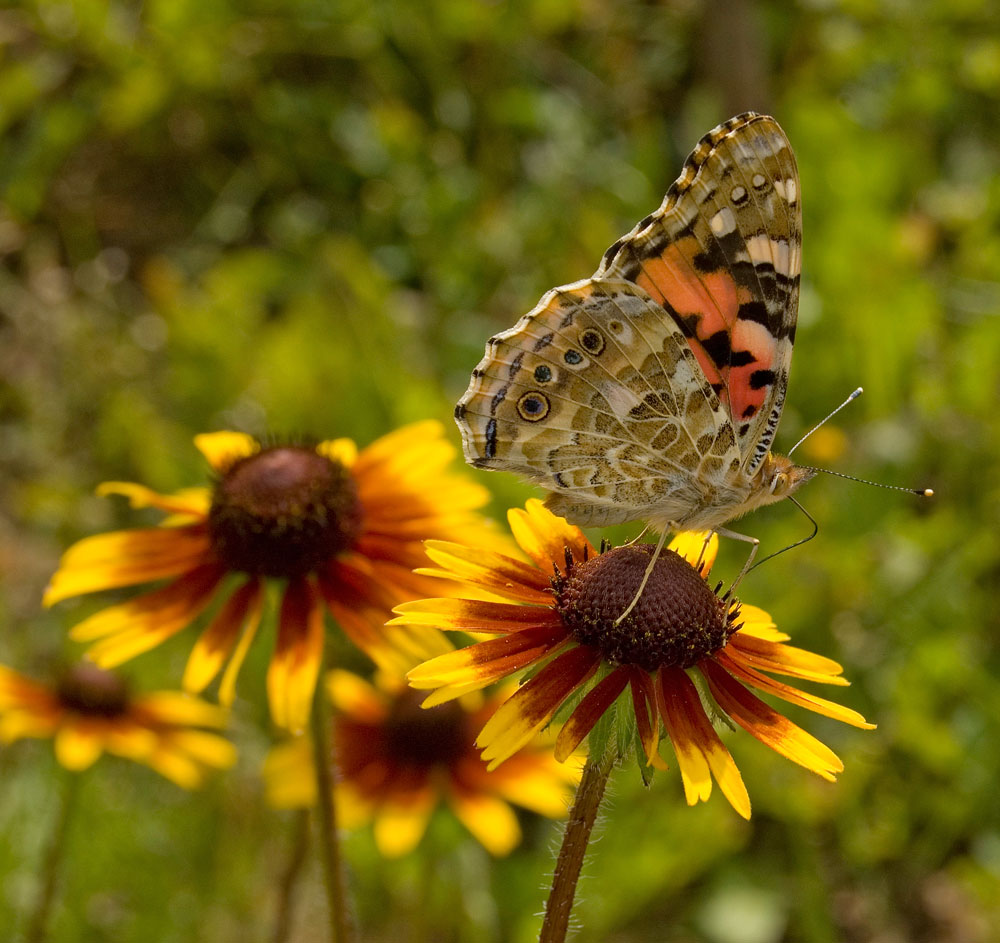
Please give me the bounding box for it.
[599,112,801,475]
[455,277,740,527]
[456,112,800,529]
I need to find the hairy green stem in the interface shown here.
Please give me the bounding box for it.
[539,750,616,943]
[270,809,311,943]
[310,669,354,943]
[26,770,81,943]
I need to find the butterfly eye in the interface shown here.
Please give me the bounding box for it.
[769,472,788,495]
[579,329,605,355]
[517,392,550,422]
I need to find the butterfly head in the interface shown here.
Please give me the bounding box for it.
[762,453,816,500]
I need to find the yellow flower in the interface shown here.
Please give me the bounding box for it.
[0,662,236,788]
[395,500,876,819]
[264,669,578,857]
[45,422,492,732]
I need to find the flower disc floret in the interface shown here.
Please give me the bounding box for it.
[556,545,736,671]
[208,446,363,578]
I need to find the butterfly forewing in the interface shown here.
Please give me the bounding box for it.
[598,113,801,475]
[456,112,802,532]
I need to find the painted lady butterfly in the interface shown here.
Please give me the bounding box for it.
[455,112,814,552]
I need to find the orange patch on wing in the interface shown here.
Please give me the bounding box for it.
[636,239,775,419]
[728,319,778,421]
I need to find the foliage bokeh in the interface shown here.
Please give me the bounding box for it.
[2,0,999,940]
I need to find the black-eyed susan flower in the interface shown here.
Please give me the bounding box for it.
[0,662,236,787]
[45,422,492,732]
[264,669,578,857]
[395,500,875,819]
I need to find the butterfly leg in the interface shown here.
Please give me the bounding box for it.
[623,524,652,548]
[715,528,760,600]
[615,528,672,624]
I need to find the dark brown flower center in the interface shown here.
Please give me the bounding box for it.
[207,446,363,578]
[555,545,736,671]
[382,689,470,768]
[56,663,131,717]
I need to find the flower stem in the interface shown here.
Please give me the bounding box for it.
[271,809,311,943]
[310,670,354,943]
[26,769,81,943]
[539,750,616,943]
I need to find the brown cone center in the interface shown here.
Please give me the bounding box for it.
[208,446,363,578]
[555,545,735,671]
[382,689,469,768]
[56,663,131,717]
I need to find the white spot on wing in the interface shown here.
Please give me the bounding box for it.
[709,207,737,235]
[774,178,798,204]
[745,234,794,275]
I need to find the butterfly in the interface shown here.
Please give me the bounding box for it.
[454,112,814,558]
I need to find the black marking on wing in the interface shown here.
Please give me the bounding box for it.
[701,330,756,369]
[484,418,498,458]
[749,369,777,390]
[508,351,525,380]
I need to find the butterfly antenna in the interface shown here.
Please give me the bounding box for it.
[797,467,934,497]
[787,387,864,457]
[615,529,669,625]
[747,497,819,572]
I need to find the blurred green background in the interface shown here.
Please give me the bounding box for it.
[2,0,999,940]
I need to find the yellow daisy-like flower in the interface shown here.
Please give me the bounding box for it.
[45,421,491,732]
[395,500,875,819]
[0,662,236,788]
[264,669,578,857]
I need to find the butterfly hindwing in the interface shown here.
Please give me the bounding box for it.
[598,113,801,475]
[456,278,741,527]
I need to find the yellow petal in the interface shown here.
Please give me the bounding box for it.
[143,747,205,788]
[193,431,258,472]
[267,579,325,733]
[316,438,358,468]
[478,646,599,770]
[54,721,105,770]
[44,527,212,605]
[421,541,552,604]
[449,790,521,856]
[407,627,568,689]
[507,500,592,572]
[372,792,435,857]
[667,531,718,575]
[418,679,489,707]
[716,652,874,729]
[390,597,552,633]
[166,729,238,769]
[660,667,750,819]
[325,670,385,721]
[0,710,58,742]
[96,482,211,517]
[134,691,230,729]
[76,567,224,668]
[701,660,844,781]
[218,583,265,707]
[183,580,262,695]
[486,756,578,816]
